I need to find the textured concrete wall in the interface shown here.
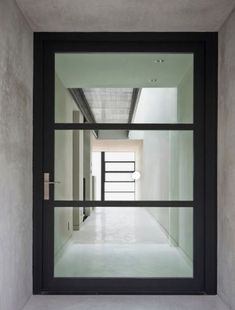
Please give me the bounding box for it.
[16,0,235,32]
[0,0,33,309]
[218,8,235,310]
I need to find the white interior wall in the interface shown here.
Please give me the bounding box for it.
[0,0,33,309]
[177,65,194,123]
[92,152,102,200]
[131,76,193,260]
[174,65,194,260]
[73,111,84,230]
[54,75,76,256]
[83,130,92,215]
[83,131,92,201]
[133,88,177,123]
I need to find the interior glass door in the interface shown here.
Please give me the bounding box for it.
[42,49,205,293]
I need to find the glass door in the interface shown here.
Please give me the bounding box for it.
[42,47,205,293]
[103,152,136,201]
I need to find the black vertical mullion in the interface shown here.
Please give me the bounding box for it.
[204,34,218,294]
[43,45,55,290]
[101,152,105,201]
[192,45,205,289]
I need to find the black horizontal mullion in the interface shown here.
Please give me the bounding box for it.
[105,181,134,183]
[105,161,135,163]
[53,200,194,207]
[54,123,194,130]
[105,191,135,193]
[105,171,134,173]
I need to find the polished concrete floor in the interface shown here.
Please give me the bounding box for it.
[23,295,229,310]
[55,207,192,278]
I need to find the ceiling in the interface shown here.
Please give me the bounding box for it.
[56,53,192,126]
[17,0,235,32]
[55,53,193,88]
[83,88,133,123]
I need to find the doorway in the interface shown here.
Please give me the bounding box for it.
[33,33,217,294]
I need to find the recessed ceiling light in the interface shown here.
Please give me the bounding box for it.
[154,59,165,63]
[149,79,158,83]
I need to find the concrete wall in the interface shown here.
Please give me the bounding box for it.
[0,0,33,309]
[218,8,235,310]
[16,0,235,32]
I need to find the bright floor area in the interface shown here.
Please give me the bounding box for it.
[54,207,192,278]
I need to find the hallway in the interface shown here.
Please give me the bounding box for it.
[55,207,192,278]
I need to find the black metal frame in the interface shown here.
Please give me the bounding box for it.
[33,32,217,295]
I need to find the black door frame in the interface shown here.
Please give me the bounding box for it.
[33,32,217,295]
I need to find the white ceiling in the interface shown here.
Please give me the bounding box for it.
[55,53,193,88]
[16,0,235,32]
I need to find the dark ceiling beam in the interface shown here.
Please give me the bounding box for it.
[68,88,98,137]
[69,88,96,123]
[128,88,141,123]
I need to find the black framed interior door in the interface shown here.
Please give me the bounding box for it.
[33,33,217,294]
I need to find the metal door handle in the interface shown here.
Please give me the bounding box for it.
[44,173,61,200]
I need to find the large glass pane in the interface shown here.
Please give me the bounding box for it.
[55,74,82,123]
[55,53,193,123]
[54,130,193,200]
[105,193,135,201]
[105,182,135,192]
[54,207,193,278]
[105,173,133,182]
[92,152,101,200]
[105,152,135,161]
[105,162,135,172]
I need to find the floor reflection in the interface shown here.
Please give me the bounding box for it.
[55,207,192,278]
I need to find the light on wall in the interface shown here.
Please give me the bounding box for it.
[132,171,141,180]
